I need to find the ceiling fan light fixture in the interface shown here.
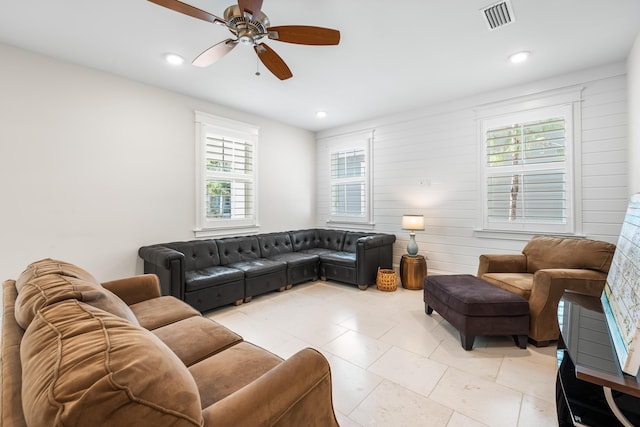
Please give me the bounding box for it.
[239,34,254,45]
[316,111,327,118]
[164,53,185,65]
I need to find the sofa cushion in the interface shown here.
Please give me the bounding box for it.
[318,252,356,267]
[21,300,203,427]
[15,274,139,329]
[258,233,294,257]
[290,229,319,251]
[152,316,242,366]
[268,252,320,268]
[15,258,98,291]
[301,248,336,256]
[217,237,261,265]
[167,240,221,270]
[316,230,347,251]
[523,236,616,274]
[184,266,244,292]
[129,296,200,330]
[189,341,283,408]
[481,272,534,300]
[225,259,287,278]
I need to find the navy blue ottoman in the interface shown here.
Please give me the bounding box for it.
[423,274,529,350]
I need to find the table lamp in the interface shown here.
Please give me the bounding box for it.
[402,215,425,256]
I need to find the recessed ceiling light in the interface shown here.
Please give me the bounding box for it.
[509,51,530,64]
[164,53,185,66]
[316,111,327,118]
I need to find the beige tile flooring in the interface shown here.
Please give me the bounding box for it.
[207,280,560,427]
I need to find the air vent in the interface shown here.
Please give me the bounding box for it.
[482,0,515,31]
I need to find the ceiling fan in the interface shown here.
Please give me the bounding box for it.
[148,0,341,80]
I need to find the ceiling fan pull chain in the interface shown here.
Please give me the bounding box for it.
[255,56,261,76]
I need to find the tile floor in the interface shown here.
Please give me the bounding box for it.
[207,280,560,427]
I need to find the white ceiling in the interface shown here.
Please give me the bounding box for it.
[1,0,639,132]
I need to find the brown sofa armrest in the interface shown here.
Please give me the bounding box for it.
[202,348,338,427]
[2,281,27,427]
[101,274,162,306]
[477,254,527,277]
[528,268,607,342]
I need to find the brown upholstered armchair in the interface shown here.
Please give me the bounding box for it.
[477,235,616,346]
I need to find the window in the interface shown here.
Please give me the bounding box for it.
[480,102,577,234]
[325,130,373,225]
[195,112,258,234]
[331,148,366,216]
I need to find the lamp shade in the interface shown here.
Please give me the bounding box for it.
[402,215,425,231]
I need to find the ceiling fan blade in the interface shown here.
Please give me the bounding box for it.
[193,39,237,67]
[238,0,263,17]
[148,0,225,25]
[254,43,292,80]
[266,26,340,45]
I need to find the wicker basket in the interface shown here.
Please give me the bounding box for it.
[376,267,398,292]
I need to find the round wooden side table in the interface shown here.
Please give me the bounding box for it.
[400,254,427,290]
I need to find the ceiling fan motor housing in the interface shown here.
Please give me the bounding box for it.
[224,5,269,45]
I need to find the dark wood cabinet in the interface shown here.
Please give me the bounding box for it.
[556,292,640,426]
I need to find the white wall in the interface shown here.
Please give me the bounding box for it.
[317,64,629,274]
[0,43,316,281]
[629,32,640,195]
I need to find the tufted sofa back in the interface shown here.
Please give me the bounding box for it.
[290,229,318,251]
[217,237,261,265]
[166,240,220,271]
[342,232,373,253]
[316,230,347,251]
[289,229,350,252]
[258,233,294,258]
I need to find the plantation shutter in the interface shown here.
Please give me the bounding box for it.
[205,135,254,220]
[331,148,366,216]
[485,116,567,225]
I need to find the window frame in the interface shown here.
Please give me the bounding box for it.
[476,88,583,236]
[194,111,259,236]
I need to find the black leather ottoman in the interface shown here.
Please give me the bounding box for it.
[423,274,529,350]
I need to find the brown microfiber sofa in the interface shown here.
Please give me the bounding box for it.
[1,258,338,427]
[477,235,616,346]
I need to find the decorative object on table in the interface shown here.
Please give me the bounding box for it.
[401,214,425,256]
[376,267,397,292]
[400,254,427,290]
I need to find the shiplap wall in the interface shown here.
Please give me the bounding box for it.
[316,64,629,275]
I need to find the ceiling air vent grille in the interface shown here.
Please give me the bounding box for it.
[482,1,515,31]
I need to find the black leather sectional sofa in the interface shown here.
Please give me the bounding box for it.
[138,229,396,313]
